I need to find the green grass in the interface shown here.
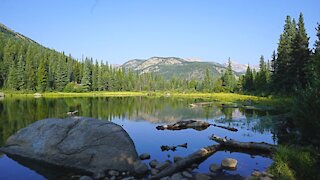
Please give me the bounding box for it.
[1,91,290,109]
[268,145,319,180]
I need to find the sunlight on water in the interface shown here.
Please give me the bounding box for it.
[0,97,280,178]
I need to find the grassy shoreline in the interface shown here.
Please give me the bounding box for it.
[1,91,291,108]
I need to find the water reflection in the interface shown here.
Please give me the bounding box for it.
[0,97,283,178]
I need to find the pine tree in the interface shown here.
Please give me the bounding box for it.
[81,58,92,91]
[25,46,37,90]
[243,65,254,91]
[16,55,26,90]
[91,60,99,91]
[255,56,268,91]
[6,61,18,90]
[273,16,296,93]
[221,58,236,92]
[313,23,320,81]
[55,56,68,91]
[97,61,106,91]
[37,59,48,92]
[203,68,213,92]
[291,13,310,88]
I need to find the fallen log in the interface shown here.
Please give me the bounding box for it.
[150,145,221,179]
[150,135,277,179]
[212,124,238,132]
[156,120,238,132]
[156,120,210,131]
[67,110,79,116]
[210,134,277,153]
[190,102,214,107]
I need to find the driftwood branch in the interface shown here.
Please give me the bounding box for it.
[156,120,238,132]
[161,143,188,151]
[211,124,238,132]
[210,134,277,153]
[190,102,214,107]
[150,135,277,179]
[150,145,221,179]
[67,110,78,116]
[156,120,210,131]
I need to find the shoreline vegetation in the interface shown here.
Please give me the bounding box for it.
[0,91,291,108]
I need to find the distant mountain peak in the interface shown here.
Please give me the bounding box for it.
[184,57,202,62]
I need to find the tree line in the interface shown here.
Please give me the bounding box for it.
[0,12,319,95]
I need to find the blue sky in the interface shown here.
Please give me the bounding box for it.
[0,0,320,65]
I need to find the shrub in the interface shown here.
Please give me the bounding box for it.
[292,82,320,145]
[64,82,87,93]
[269,146,318,180]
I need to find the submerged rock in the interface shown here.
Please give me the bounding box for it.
[133,161,148,175]
[173,156,183,163]
[139,153,151,160]
[155,161,171,171]
[182,171,193,178]
[221,158,238,169]
[0,92,4,97]
[171,172,182,180]
[195,173,212,180]
[79,176,93,180]
[149,160,159,168]
[209,164,220,172]
[0,117,143,178]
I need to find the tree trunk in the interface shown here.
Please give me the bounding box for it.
[210,134,276,153]
[150,145,221,179]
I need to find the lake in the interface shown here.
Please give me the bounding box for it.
[0,96,279,179]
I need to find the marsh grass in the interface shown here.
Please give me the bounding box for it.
[1,91,290,109]
[269,145,319,180]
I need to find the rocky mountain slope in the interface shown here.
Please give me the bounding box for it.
[121,57,248,80]
[0,23,38,44]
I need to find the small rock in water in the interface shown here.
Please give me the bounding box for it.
[191,163,198,169]
[262,171,274,178]
[155,161,171,171]
[209,164,220,172]
[133,162,149,175]
[139,153,151,160]
[110,176,116,180]
[79,176,93,180]
[182,171,193,178]
[108,170,119,176]
[121,177,134,180]
[195,173,212,180]
[160,176,170,180]
[173,156,183,163]
[151,168,160,175]
[252,171,261,177]
[171,172,182,180]
[149,159,159,168]
[221,158,237,169]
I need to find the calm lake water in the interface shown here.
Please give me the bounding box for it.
[0,96,280,179]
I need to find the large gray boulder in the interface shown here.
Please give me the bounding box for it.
[0,117,142,178]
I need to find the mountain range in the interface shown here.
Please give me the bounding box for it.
[121,56,250,80]
[1,22,252,81]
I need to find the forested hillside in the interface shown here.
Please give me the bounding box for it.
[0,13,319,95]
[0,23,238,92]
